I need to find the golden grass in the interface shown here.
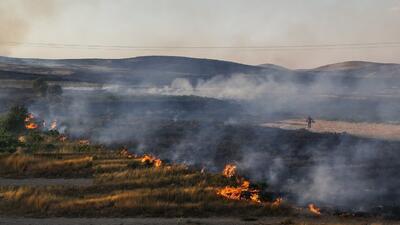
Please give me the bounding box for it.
[0,152,290,217]
[0,154,93,178]
[0,184,286,217]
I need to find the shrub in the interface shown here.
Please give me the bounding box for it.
[0,105,28,134]
[0,128,19,153]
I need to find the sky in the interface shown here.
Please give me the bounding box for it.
[1,0,400,68]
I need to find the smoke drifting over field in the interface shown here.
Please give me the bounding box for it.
[17,69,399,213]
[0,56,393,215]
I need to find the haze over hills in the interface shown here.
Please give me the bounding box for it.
[0,56,272,85]
[0,55,399,84]
[311,61,399,71]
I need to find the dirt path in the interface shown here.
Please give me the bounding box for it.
[0,217,396,225]
[262,119,400,141]
[0,178,93,187]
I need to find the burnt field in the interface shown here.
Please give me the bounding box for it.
[1,86,400,219]
[91,120,400,217]
[1,57,400,223]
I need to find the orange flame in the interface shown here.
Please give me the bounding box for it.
[217,180,261,203]
[140,154,163,168]
[222,164,237,178]
[217,186,242,201]
[308,203,321,215]
[241,180,250,189]
[25,122,38,130]
[25,114,38,130]
[154,159,162,168]
[250,192,261,203]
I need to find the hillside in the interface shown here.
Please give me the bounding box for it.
[0,56,279,85]
[312,61,400,72]
[1,55,399,89]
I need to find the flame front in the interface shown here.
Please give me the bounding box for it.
[25,114,38,130]
[25,122,38,130]
[308,203,321,215]
[222,164,237,178]
[217,180,261,203]
[120,149,163,168]
[140,154,163,168]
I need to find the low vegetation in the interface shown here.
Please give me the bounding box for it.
[0,106,290,217]
[0,152,290,217]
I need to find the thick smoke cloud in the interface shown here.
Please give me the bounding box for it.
[24,69,400,213]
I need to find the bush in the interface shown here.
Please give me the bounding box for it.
[0,105,28,134]
[0,128,19,153]
[25,131,44,152]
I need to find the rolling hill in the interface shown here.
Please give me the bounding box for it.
[0,56,284,85]
[1,55,399,87]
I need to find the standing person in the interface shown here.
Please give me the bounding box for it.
[306,116,315,129]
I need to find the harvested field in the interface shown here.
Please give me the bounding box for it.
[262,119,400,141]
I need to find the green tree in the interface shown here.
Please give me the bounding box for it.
[32,78,49,97]
[1,105,28,134]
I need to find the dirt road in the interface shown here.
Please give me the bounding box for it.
[262,119,400,141]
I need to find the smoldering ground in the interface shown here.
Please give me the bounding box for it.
[18,70,400,214]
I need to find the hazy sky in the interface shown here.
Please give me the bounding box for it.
[1,0,400,68]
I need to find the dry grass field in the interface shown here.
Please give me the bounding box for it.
[262,119,400,141]
[0,151,289,218]
[0,151,397,224]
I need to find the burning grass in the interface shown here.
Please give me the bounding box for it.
[0,149,290,217]
[0,184,287,217]
[0,126,290,217]
[0,152,290,217]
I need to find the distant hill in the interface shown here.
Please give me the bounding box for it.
[300,61,400,84]
[312,61,399,72]
[0,55,399,89]
[258,63,290,71]
[0,56,286,85]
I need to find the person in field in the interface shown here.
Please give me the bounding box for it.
[306,116,315,129]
